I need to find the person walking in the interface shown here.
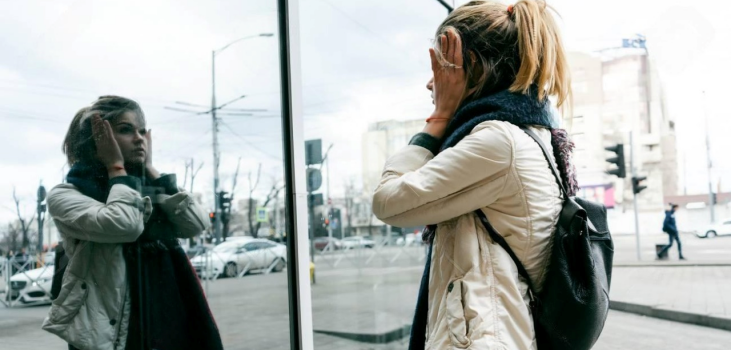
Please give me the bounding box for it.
[372,1,579,348]
[658,203,685,260]
[43,96,223,350]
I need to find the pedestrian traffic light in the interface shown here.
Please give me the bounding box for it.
[632,176,647,194]
[605,144,626,178]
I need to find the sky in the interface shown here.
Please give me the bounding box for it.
[0,0,730,224]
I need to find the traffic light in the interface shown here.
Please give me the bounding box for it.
[632,176,647,195]
[209,212,216,224]
[605,144,626,178]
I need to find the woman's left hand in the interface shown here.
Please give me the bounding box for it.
[423,28,467,139]
[429,28,467,121]
[145,129,160,180]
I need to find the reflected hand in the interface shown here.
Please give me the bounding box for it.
[92,114,124,171]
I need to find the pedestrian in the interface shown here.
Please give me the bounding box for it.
[372,1,578,348]
[14,247,31,271]
[658,203,685,260]
[43,96,223,350]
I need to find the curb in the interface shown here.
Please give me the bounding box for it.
[610,300,731,332]
[314,325,411,344]
[613,262,731,267]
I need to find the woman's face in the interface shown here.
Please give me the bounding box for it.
[110,111,147,166]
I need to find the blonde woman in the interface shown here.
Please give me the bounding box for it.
[372,1,578,349]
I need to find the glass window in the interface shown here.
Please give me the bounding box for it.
[0,1,293,349]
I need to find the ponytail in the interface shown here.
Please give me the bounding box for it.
[511,0,571,108]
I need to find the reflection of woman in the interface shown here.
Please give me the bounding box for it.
[373,1,578,349]
[42,96,223,350]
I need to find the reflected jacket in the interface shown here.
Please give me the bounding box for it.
[41,174,210,350]
[373,120,563,350]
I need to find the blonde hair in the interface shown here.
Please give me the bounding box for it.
[434,0,571,108]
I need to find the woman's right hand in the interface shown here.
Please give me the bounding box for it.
[91,114,125,176]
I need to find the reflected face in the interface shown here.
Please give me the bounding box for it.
[111,111,147,166]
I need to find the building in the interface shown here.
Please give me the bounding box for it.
[568,49,678,211]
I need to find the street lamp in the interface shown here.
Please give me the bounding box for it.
[211,32,274,244]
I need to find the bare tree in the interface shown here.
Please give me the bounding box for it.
[182,158,204,245]
[222,157,243,240]
[246,163,262,237]
[12,187,36,249]
[182,158,204,193]
[2,223,21,253]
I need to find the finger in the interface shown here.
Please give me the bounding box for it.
[429,48,439,73]
[103,120,114,140]
[451,30,464,68]
[440,34,448,65]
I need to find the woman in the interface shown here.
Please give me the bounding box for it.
[372,1,578,349]
[43,96,223,350]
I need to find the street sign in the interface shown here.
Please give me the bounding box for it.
[305,139,323,166]
[307,168,322,192]
[256,207,268,223]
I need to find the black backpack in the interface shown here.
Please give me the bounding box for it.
[475,127,614,350]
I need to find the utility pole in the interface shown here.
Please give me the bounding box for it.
[630,132,642,261]
[323,144,334,244]
[703,90,715,223]
[211,50,222,245]
[209,33,274,245]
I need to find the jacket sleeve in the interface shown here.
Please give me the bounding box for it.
[151,174,210,239]
[372,121,514,227]
[47,177,153,243]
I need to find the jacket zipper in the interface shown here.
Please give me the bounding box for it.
[113,280,129,350]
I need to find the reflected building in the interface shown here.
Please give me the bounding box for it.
[568,49,678,211]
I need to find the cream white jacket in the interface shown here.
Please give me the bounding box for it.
[42,176,209,350]
[373,121,563,349]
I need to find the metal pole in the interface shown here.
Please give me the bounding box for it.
[212,50,222,245]
[326,148,332,243]
[703,91,715,223]
[630,131,641,261]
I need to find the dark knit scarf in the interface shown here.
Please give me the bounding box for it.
[65,163,223,350]
[409,88,579,350]
[421,87,579,244]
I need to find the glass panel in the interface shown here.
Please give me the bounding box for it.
[0,1,292,349]
[298,1,730,349]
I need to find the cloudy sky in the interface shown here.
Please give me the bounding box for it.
[0,0,729,224]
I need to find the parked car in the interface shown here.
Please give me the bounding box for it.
[697,219,731,238]
[6,265,54,304]
[396,232,423,246]
[189,238,287,279]
[185,244,214,259]
[341,236,376,249]
[313,237,342,251]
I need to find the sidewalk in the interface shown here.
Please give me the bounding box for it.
[610,265,731,331]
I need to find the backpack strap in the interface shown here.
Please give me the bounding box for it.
[519,126,568,198]
[474,209,536,301]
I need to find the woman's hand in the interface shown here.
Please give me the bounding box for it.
[425,28,467,139]
[144,129,160,180]
[92,114,126,177]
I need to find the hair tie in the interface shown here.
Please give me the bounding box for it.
[507,5,514,15]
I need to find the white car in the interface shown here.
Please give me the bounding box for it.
[189,238,287,278]
[698,219,731,238]
[341,236,376,249]
[6,265,54,304]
